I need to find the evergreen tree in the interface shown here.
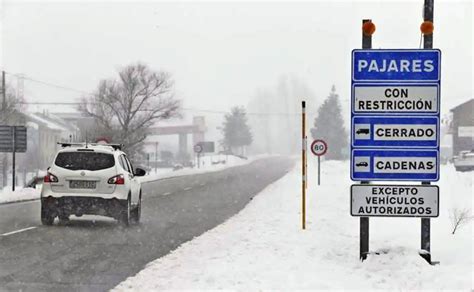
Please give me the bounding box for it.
[221,106,253,155]
[310,85,348,160]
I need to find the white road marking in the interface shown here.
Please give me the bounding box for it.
[162,192,172,196]
[1,226,37,237]
[0,199,39,207]
[183,187,192,191]
[200,183,206,186]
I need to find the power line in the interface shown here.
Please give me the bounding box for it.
[2,70,94,96]
[6,69,316,116]
[20,102,313,116]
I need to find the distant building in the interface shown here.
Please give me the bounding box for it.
[450,99,474,155]
[23,112,79,169]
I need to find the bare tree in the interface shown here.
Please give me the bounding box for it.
[450,208,473,234]
[0,84,24,123]
[78,63,181,159]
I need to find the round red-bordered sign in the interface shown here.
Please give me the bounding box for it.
[310,139,328,156]
[194,144,203,153]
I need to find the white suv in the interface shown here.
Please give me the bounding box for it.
[40,143,146,226]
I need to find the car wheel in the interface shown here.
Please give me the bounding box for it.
[41,205,55,226]
[58,213,69,223]
[131,193,141,224]
[120,195,131,226]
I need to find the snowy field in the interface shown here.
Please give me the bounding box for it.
[114,159,473,291]
[0,154,258,204]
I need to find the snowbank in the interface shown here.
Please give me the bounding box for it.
[0,186,42,204]
[139,154,262,183]
[0,155,258,204]
[114,160,473,291]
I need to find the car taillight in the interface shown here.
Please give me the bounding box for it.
[108,174,125,185]
[44,172,59,183]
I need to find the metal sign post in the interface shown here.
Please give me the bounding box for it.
[0,126,27,192]
[310,139,328,185]
[421,0,434,265]
[194,144,203,169]
[359,19,372,261]
[12,127,15,191]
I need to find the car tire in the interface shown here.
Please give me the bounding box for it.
[41,205,55,226]
[120,195,131,226]
[58,213,69,223]
[131,193,141,224]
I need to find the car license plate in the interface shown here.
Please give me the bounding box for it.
[69,180,96,189]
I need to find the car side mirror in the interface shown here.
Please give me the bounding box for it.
[134,167,146,177]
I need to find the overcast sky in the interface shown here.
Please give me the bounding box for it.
[1,0,472,121]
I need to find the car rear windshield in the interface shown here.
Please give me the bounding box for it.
[55,152,115,171]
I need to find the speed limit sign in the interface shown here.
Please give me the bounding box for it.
[311,139,328,156]
[194,144,203,153]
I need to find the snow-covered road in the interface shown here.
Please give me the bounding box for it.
[114,159,473,291]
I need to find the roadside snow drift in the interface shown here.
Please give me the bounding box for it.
[0,154,257,204]
[114,159,473,291]
[0,186,41,204]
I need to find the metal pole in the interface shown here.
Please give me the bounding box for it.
[12,127,16,192]
[360,18,372,261]
[155,142,158,173]
[302,101,306,230]
[419,0,434,265]
[2,71,6,111]
[318,156,321,185]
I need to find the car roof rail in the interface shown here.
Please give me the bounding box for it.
[57,142,85,148]
[57,142,123,151]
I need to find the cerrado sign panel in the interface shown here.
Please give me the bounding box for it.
[352,116,439,148]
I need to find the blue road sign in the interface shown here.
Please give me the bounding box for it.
[351,149,439,181]
[350,48,441,182]
[352,49,441,82]
[352,116,439,148]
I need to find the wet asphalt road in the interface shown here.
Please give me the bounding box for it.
[0,157,293,292]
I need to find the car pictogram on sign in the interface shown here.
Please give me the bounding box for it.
[356,162,368,167]
[356,128,370,135]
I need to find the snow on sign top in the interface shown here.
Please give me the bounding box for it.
[352,49,441,82]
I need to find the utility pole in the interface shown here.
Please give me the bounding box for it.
[2,71,5,111]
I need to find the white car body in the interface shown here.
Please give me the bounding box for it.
[40,143,144,225]
[453,150,474,171]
